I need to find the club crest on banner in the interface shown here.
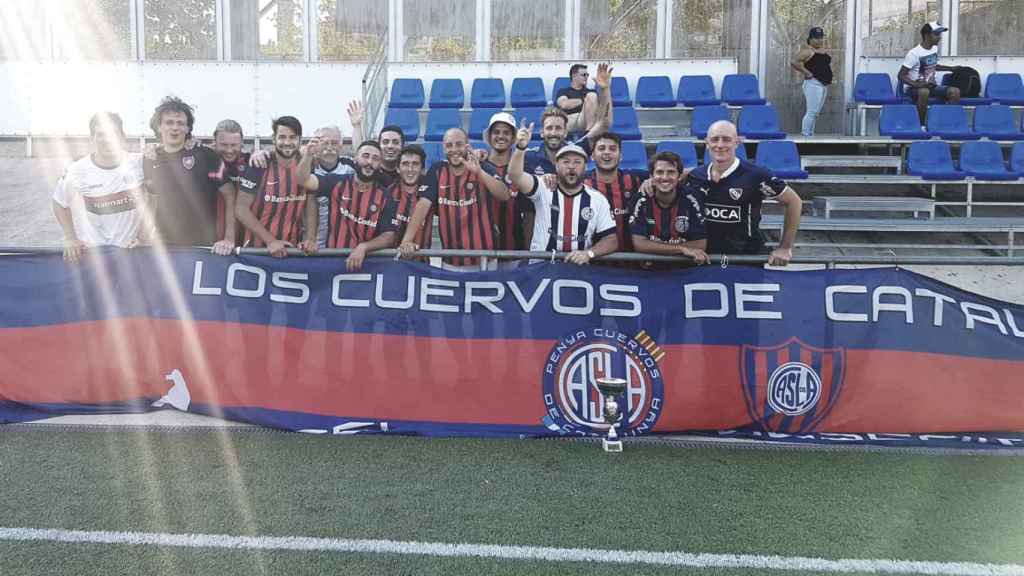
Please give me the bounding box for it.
[541,328,664,437]
[740,337,846,434]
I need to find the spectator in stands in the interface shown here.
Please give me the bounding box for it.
[791,27,833,137]
[556,63,614,135]
[398,127,511,271]
[485,112,535,257]
[584,132,645,253]
[527,65,613,175]
[212,119,247,246]
[234,116,317,258]
[508,120,618,265]
[392,144,434,253]
[685,120,801,266]
[53,112,146,264]
[377,125,405,187]
[629,151,708,267]
[143,96,237,254]
[899,22,960,126]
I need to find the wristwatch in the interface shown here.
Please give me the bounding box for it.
[586,249,595,260]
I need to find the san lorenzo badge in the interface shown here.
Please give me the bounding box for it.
[182,155,196,170]
[674,216,689,233]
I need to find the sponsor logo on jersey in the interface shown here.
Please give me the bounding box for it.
[704,203,741,223]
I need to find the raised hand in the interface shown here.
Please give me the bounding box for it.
[515,119,534,150]
[463,150,481,174]
[347,100,364,127]
[594,62,613,90]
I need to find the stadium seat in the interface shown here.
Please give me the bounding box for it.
[853,73,903,104]
[703,144,747,164]
[655,141,699,169]
[636,76,675,108]
[611,77,631,107]
[973,104,1024,140]
[938,74,991,105]
[690,105,731,139]
[754,141,808,179]
[879,104,929,139]
[907,141,964,180]
[470,78,505,109]
[620,141,650,172]
[422,141,444,168]
[984,73,1024,105]
[551,77,570,103]
[677,75,719,107]
[384,107,419,141]
[1012,142,1024,173]
[513,107,544,140]
[737,105,786,139]
[610,106,643,140]
[389,78,424,109]
[926,105,980,140]
[511,77,547,108]
[424,108,462,141]
[960,141,1021,180]
[469,109,493,140]
[721,74,766,106]
[429,79,464,109]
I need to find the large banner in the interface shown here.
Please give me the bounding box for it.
[1,248,1023,442]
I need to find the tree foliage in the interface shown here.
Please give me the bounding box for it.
[144,0,217,60]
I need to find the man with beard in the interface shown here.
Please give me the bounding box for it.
[508,121,617,265]
[390,144,433,251]
[629,151,708,268]
[484,112,534,256]
[525,63,613,176]
[377,125,405,187]
[211,119,247,246]
[398,127,511,270]
[143,96,237,254]
[303,141,398,272]
[235,116,316,258]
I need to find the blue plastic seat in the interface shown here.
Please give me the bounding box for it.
[422,141,444,168]
[655,141,699,169]
[424,109,462,141]
[383,107,420,141]
[429,79,464,109]
[636,76,675,108]
[514,107,544,140]
[1012,142,1024,173]
[389,78,424,109]
[927,105,979,140]
[703,143,747,164]
[721,74,766,106]
[677,75,719,107]
[470,78,505,109]
[610,106,642,140]
[754,141,808,179]
[879,105,929,139]
[620,141,649,172]
[551,77,570,103]
[468,109,493,140]
[960,141,1021,180]
[907,141,964,180]
[690,105,731,139]
[853,73,903,105]
[940,73,991,105]
[511,77,547,108]
[985,73,1024,106]
[973,105,1024,141]
[469,139,489,152]
[738,105,786,139]
[611,77,631,107]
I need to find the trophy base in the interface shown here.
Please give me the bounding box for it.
[602,438,623,453]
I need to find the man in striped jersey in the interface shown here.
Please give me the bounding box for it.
[583,132,645,253]
[304,141,398,272]
[398,127,511,270]
[235,116,316,258]
[629,151,708,268]
[508,121,617,265]
[484,112,534,255]
[390,144,433,251]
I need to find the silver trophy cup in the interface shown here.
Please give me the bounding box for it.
[595,377,627,452]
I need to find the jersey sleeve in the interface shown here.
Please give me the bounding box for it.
[592,197,617,241]
[480,160,498,178]
[522,173,541,198]
[375,197,399,237]
[418,168,439,204]
[53,170,72,207]
[627,194,650,238]
[902,48,919,73]
[683,193,707,241]
[316,173,345,197]
[237,165,265,195]
[758,168,788,199]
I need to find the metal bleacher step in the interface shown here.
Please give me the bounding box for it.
[801,155,903,174]
[812,196,935,219]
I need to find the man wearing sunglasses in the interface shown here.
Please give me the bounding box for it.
[555,63,612,136]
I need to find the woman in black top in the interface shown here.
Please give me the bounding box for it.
[790,27,833,136]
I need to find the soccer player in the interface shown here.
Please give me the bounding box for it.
[398,127,511,270]
[389,144,433,251]
[484,112,534,255]
[234,116,317,258]
[52,112,146,263]
[377,125,405,187]
[555,63,614,135]
[629,151,708,267]
[684,120,801,265]
[304,141,398,272]
[143,96,237,254]
[508,121,617,265]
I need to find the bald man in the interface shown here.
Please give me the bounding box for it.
[684,120,801,265]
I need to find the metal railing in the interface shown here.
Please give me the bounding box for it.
[361,38,389,141]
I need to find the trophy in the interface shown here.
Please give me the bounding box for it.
[595,377,627,452]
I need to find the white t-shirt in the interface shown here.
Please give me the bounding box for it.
[523,174,616,253]
[53,153,145,247]
[902,44,940,84]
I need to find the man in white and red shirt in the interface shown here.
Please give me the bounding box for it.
[52,112,146,263]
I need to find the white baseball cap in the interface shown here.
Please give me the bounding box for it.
[555,143,588,161]
[487,112,517,134]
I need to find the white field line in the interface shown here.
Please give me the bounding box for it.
[1,527,1023,575]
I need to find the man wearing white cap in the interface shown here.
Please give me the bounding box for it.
[899,22,961,125]
[485,112,535,253]
[508,120,617,265]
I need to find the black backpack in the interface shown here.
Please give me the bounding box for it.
[943,66,982,98]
